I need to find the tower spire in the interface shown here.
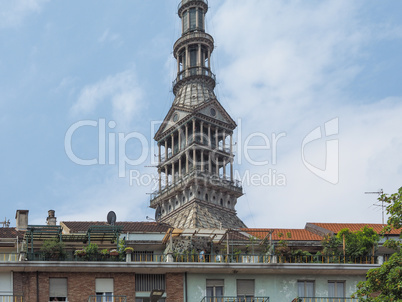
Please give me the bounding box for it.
[151,0,246,229]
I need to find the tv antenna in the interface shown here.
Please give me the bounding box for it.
[1,218,10,228]
[365,189,385,225]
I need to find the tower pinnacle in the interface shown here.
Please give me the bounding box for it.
[151,0,246,229]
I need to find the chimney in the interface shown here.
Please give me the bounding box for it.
[46,210,57,226]
[15,210,29,231]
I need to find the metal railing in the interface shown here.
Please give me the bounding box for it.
[173,66,216,89]
[87,295,127,302]
[0,296,24,302]
[24,251,379,265]
[201,297,269,302]
[150,170,242,202]
[0,253,18,262]
[296,298,358,302]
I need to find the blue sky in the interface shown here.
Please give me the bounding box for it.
[1,0,402,228]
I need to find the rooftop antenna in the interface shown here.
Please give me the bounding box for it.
[1,218,10,228]
[365,189,385,225]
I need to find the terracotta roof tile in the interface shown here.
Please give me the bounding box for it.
[307,223,401,235]
[0,228,24,239]
[241,228,323,241]
[61,221,170,233]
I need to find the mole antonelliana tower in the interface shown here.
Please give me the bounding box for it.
[150,0,246,229]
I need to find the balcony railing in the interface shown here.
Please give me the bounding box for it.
[201,297,269,302]
[88,295,127,302]
[24,251,380,265]
[173,66,216,94]
[0,296,24,302]
[296,298,358,302]
[0,253,18,262]
[150,170,242,202]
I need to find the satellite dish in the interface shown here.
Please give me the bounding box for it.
[155,206,161,222]
[107,211,117,226]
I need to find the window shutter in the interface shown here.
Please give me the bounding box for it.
[49,278,67,297]
[237,279,254,296]
[206,279,224,287]
[96,278,113,293]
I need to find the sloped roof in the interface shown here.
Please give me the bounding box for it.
[242,228,323,241]
[0,228,24,239]
[160,201,246,229]
[60,221,170,234]
[306,222,401,236]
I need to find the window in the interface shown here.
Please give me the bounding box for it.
[206,279,224,299]
[49,278,67,301]
[183,11,188,32]
[237,279,254,302]
[298,281,314,298]
[189,8,196,30]
[328,281,345,300]
[95,278,113,302]
[135,274,165,292]
[198,9,204,29]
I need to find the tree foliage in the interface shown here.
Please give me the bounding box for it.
[353,187,402,301]
[337,226,379,258]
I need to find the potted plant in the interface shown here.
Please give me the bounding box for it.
[124,247,134,254]
[110,249,119,256]
[40,238,66,260]
[74,249,86,257]
[100,249,110,259]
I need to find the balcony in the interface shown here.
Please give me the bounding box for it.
[0,296,24,302]
[296,298,358,302]
[88,295,127,302]
[173,31,214,55]
[201,297,269,302]
[178,0,208,15]
[150,170,242,205]
[173,66,216,95]
[25,252,379,265]
[0,253,18,262]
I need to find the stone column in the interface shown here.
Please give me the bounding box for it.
[185,124,188,146]
[223,159,226,178]
[179,157,182,178]
[185,45,189,76]
[208,152,212,172]
[200,122,204,144]
[230,159,234,182]
[223,130,226,151]
[178,127,182,151]
[171,134,174,156]
[165,140,168,161]
[215,128,219,149]
[215,156,219,176]
[193,119,196,143]
[201,151,204,171]
[186,151,189,173]
[193,147,196,171]
[172,163,175,183]
[158,169,162,191]
[165,166,168,187]
[158,143,161,164]
[208,125,211,147]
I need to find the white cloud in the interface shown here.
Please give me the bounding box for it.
[0,0,49,29]
[72,69,144,129]
[98,29,122,45]
[210,0,402,227]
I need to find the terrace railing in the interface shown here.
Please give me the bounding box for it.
[0,253,18,262]
[0,295,24,302]
[201,297,269,302]
[24,252,379,265]
[296,298,359,302]
[87,295,127,302]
